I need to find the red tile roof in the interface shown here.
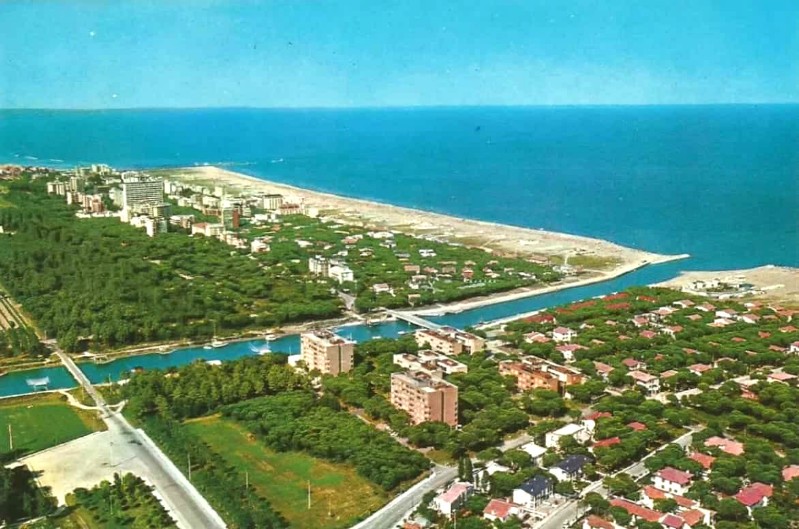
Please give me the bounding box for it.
[594,437,621,449]
[642,485,666,500]
[735,482,773,506]
[609,498,662,523]
[680,509,705,527]
[627,421,647,431]
[704,436,745,456]
[585,411,612,421]
[483,498,516,520]
[662,514,683,529]
[689,452,716,470]
[585,515,615,529]
[657,466,692,485]
[783,465,799,481]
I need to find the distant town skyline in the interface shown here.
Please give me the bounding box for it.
[1,0,797,109]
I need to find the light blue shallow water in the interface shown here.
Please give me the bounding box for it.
[0,105,795,396]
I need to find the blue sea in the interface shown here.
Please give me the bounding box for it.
[1,105,796,270]
[0,105,796,396]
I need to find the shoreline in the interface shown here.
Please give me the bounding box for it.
[159,166,684,272]
[408,253,689,318]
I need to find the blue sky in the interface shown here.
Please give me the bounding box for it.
[1,0,796,108]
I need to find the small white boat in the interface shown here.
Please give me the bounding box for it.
[203,345,213,350]
[211,339,226,348]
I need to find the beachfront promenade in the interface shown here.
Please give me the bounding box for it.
[53,351,227,529]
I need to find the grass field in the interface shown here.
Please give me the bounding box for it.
[0,393,105,457]
[184,415,389,529]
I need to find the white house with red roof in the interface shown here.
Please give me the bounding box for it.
[789,341,799,354]
[594,361,614,381]
[551,327,577,343]
[433,482,473,516]
[696,302,716,312]
[629,370,660,394]
[653,467,693,495]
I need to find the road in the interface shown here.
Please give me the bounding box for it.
[535,428,698,529]
[353,431,535,529]
[351,465,457,529]
[54,351,227,529]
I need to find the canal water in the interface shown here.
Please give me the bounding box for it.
[0,260,684,398]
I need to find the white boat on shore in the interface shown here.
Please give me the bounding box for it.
[211,339,226,348]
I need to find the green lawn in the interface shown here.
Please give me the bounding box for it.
[184,415,389,529]
[0,393,105,457]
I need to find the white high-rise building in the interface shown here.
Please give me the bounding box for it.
[121,175,164,210]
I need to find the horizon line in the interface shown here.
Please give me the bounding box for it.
[2,101,798,112]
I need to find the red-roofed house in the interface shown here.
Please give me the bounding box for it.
[654,467,693,495]
[789,341,799,354]
[594,361,614,381]
[779,325,797,333]
[609,498,662,523]
[582,515,619,529]
[735,482,773,512]
[525,313,556,324]
[637,295,658,303]
[552,327,577,343]
[482,499,519,522]
[782,465,799,481]
[768,372,797,384]
[704,436,745,456]
[661,514,684,529]
[689,452,716,471]
[622,358,645,370]
[627,421,648,432]
[696,302,715,312]
[523,331,550,344]
[640,330,657,340]
[629,370,660,394]
[433,482,473,516]
[662,325,684,338]
[592,437,621,450]
[688,363,712,375]
[641,485,667,506]
[631,316,649,328]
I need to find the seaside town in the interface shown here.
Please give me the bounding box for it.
[0,163,796,529]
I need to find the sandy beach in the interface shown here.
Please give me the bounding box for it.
[656,265,799,303]
[163,166,684,273]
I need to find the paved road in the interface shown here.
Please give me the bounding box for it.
[351,465,457,529]
[55,351,226,529]
[354,431,536,529]
[535,428,699,529]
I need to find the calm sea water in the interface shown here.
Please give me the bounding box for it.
[0,105,796,396]
[1,105,797,268]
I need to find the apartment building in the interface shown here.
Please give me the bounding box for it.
[300,330,355,375]
[121,175,164,210]
[414,326,485,356]
[390,370,458,426]
[499,358,585,394]
[393,351,468,376]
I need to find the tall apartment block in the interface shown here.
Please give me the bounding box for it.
[121,175,164,210]
[390,370,459,426]
[300,330,355,375]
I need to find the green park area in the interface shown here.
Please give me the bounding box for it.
[183,415,388,529]
[0,393,104,457]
